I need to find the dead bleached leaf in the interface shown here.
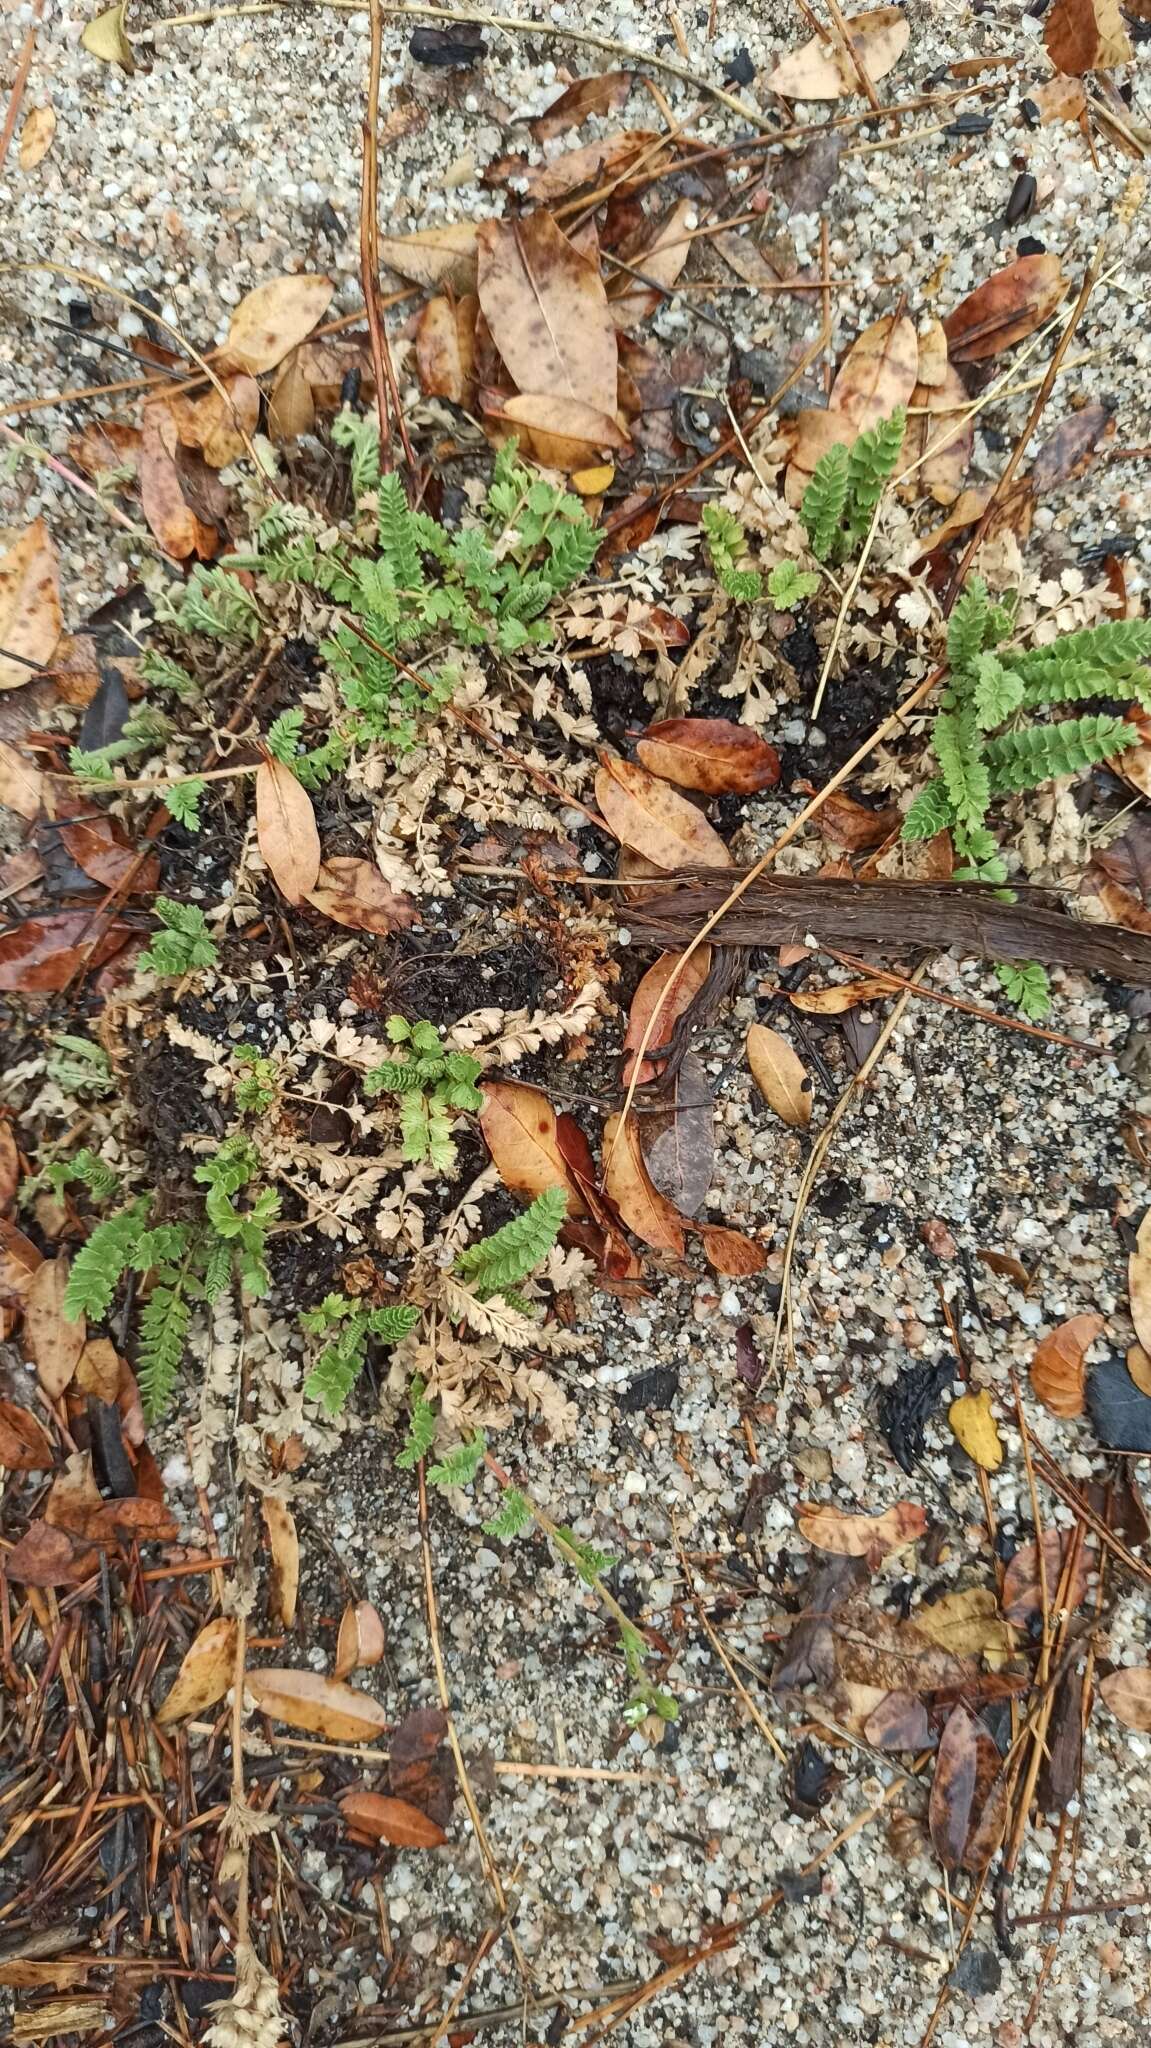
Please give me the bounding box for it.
[595,755,730,870]
[19,105,56,171]
[622,947,713,1085]
[379,222,478,293]
[220,275,334,375]
[746,1023,812,1128]
[602,1111,685,1256]
[798,1500,927,1563]
[0,741,44,819]
[262,1495,299,1630]
[479,1081,586,1213]
[1030,1312,1104,1419]
[944,254,1067,364]
[255,756,321,906]
[155,1616,238,1725]
[1100,1665,1151,1732]
[635,717,781,796]
[339,1790,447,1849]
[0,520,62,690]
[948,1387,1004,1471]
[913,1587,1013,1665]
[23,1258,85,1400]
[830,313,918,433]
[767,6,910,100]
[791,977,900,1015]
[81,0,134,71]
[1044,0,1133,73]
[476,212,617,417]
[333,1600,386,1680]
[246,1667,389,1742]
[305,857,418,935]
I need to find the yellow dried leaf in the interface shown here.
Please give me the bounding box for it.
[155,1616,238,1725]
[746,1023,812,1127]
[81,1,134,71]
[19,106,57,171]
[948,1387,1004,1471]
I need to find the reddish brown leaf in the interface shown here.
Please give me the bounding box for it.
[976,1247,1032,1290]
[819,791,901,850]
[0,912,132,992]
[246,1668,389,1741]
[622,947,712,1084]
[944,255,1067,364]
[0,1216,43,1305]
[1100,1665,1151,1732]
[57,816,160,894]
[530,71,635,140]
[636,718,780,796]
[0,1123,19,1211]
[0,1401,55,1469]
[479,1081,587,1214]
[1044,0,1132,73]
[389,1704,456,1825]
[694,1222,767,1276]
[1002,1530,1089,1627]
[930,1704,1008,1871]
[1030,1312,1104,1418]
[798,1500,927,1564]
[0,520,61,691]
[305,857,418,935]
[255,756,321,906]
[155,1616,238,1724]
[595,755,730,870]
[4,1520,94,1586]
[23,1257,85,1399]
[139,401,218,561]
[476,212,617,415]
[415,295,476,406]
[68,419,142,480]
[339,1790,447,1849]
[829,313,919,434]
[513,131,659,204]
[602,1111,685,1256]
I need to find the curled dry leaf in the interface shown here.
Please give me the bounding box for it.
[1044,0,1132,73]
[245,1668,389,1742]
[602,1112,685,1256]
[23,1258,86,1400]
[0,1400,55,1469]
[790,976,900,1015]
[378,222,478,293]
[903,367,974,506]
[746,1023,812,1128]
[476,212,617,415]
[267,350,316,442]
[595,755,731,870]
[0,520,62,690]
[0,741,44,820]
[333,1600,386,1680]
[0,912,136,991]
[930,1703,1009,1872]
[175,375,261,468]
[694,1221,767,1275]
[255,757,321,907]
[339,1790,447,1850]
[767,6,910,100]
[305,857,419,935]
[19,105,56,171]
[1003,1530,1089,1627]
[622,947,712,1085]
[913,1587,1013,1666]
[514,131,658,205]
[797,1500,927,1564]
[948,1387,1004,1471]
[636,718,781,796]
[531,70,634,140]
[830,314,918,434]
[155,1616,239,1725]
[80,0,134,71]
[4,1520,94,1586]
[220,275,334,375]
[479,1081,586,1214]
[415,295,477,406]
[1030,1311,1104,1418]
[139,402,218,562]
[58,815,160,895]
[1128,1209,1151,1354]
[261,1495,299,1630]
[1099,1665,1151,1733]
[944,254,1067,364]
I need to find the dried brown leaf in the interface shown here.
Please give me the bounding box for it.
[415,295,476,406]
[797,1500,927,1563]
[155,1616,238,1724]
[595,755,731,870]
[245,1667,389,1742]
[378,222,478,293]
[830,313,918,433]
[790,976,900,1015]
[607,198,696,329]
[0,741,44,820]
[0,520,61,690]
[1002,1530,1089,1627]
[637,1052,715,1218]
[0,910,130,992]
[636,717,781,796]
[1030,1311,1104,1418]
[495,391,631,470]
[622,947,712,1084]
[602,1111,685,1256]
[333,1600,386,1680]
[305,857,418,935]
[220,275,334,375]
[139,402,218,562]
[23,1258,85,1399]
[695,1221,767,1275]
[19,104,56,170]
[175,374,261,468]
[339,1790,447,1849]
[767,7,910,100]
[531,71,635,140]
[1044,0,1133,73]
[0,1401,54,1469]
[476,212,617,415]
[255,756,321,906]
[1100,1664,1151,1732]
[262,1495,299,1630]
[479,1081,587,1213]
[746,1023,812,1127]
[267,350,316,442]
[4,1520,94,1586]
[944,254,1067,364]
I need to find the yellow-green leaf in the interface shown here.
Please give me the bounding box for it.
[948,1387,1004,1471]
[81,0,134,71]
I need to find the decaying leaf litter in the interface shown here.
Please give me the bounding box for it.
[2,1,1151,2043]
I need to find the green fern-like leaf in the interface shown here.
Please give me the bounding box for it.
[901,779,955,841]
[767,560,820,610]
[266,708,305,763]
[1017,617,1151,676]
[455,1185,568,1300]
[972,652,1025,730]
[139,897,218,976]
[947,579,991,677]
[46,1035,113,1097]
[64,1196,151,1321]
[702,504,763,601]
[543,517,599,594]
[801,442,850,562]
[844,408,906,538]
[555,1527,614,1587]
[377,471,424,592]
[984,712,1129,794]
[331,405,381,498]
[366,1303,421,1344]
[395,1378,437,1467]
[1014,651,1150,706]
[482,1487,533,1541]
[137,1280,191,1420]
[427,1431,488,1489]
[305,1324,369,1417]
[139,649,198,698]
[166,779,205,832]
[934,706,990,830]
[995,960,1052,1022]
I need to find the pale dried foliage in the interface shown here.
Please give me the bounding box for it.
[393,1323,580,1440]
[204,1943,287,2048]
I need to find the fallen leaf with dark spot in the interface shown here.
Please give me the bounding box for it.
[1044,0,1132,74]
[1089,1355,1151,1452]
[944,254,1067,364]
[389,1705,456,1825]
[305,857,418,935]
[929,1704,1009,1871]
[1029,404,1112,491]
[1030,1312,1104,1418]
